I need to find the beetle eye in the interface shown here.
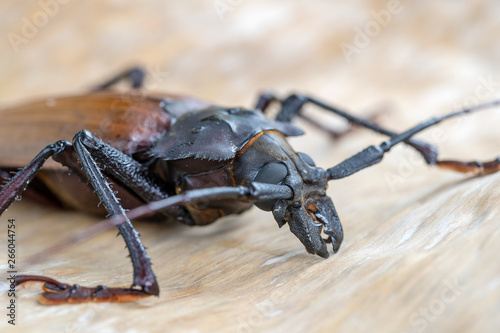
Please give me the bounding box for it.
[254,162,288,184]
[298,152,315,166]
[253,162,288,211]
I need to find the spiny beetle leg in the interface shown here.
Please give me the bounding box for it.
[0,141,68,214]
[16,275,149,305]
[0,133,160,302]
[72,130,159,296]
[71,130,169,202]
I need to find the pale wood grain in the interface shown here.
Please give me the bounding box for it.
[0,1,499,333]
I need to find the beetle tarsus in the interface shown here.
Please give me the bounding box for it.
[16,274,154,304]
[436,157,500,174]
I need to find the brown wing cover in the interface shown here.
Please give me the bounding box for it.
[0,92,208,169]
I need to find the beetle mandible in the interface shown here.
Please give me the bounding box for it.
[1,68,499,304]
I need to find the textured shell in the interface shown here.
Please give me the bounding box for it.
[151,106,304,161]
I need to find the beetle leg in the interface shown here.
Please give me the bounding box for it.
[62,130,169,202]
[255,92,354,138]
[16,275,150,305]
[255,93,439,165]
[92,67,145,91]
[1,134,160,303]
[254,92,278,114]
[434,158,500,174]
[327,99,500,179]
[0,169,61,208]
[70,130,160,298]
[0,141,68,213]
[55,129,194,224]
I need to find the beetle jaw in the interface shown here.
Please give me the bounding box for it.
[272,194,343,258]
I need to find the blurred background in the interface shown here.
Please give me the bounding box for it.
[1,1,500,332]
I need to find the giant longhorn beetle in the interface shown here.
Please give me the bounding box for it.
[1,68,499,304]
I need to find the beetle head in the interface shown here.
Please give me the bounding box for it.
[254,151,343,258]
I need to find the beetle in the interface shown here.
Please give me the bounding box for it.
[1,68,499,304]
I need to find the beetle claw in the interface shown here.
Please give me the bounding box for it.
[315,242,330,258]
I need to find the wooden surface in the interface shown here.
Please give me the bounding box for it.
[1,1,500,332]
